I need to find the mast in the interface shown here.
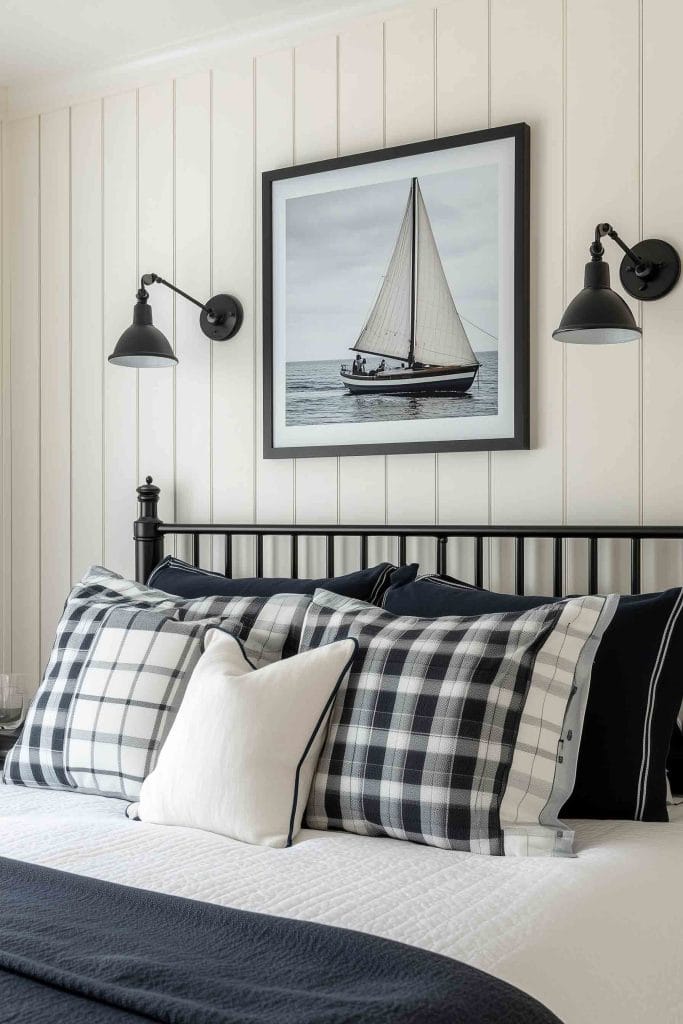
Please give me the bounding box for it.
[408,177,417,368]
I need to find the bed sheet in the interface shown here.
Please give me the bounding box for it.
[1,785,680,1024]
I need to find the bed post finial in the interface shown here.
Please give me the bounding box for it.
[134,476,164,584]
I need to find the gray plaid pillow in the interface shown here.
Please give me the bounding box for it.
[4,567,310,795]
[301,589,617,856]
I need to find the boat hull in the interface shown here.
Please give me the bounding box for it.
[340,364,479,395]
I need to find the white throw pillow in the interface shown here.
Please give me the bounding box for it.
[129,628,356,847]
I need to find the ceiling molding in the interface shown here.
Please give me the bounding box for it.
[5,0,427,120]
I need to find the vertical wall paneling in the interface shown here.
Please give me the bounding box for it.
[565,0,640,593]
[641,0,683,589]
[211,58,257,577]
[102,92,138,578]
[174,73,212,566]
[564,0,642,490]
[435,0,491,580]
[9,117,40,683]
[336,22,390,566]
[138,81,175,543]
[70,101,103,583]
[489,0,564,593]
[0,102,10,670]
[7,0,683,646]
[39,108,71,665]
[292,35,339,575]
[255,49,295,575]
[384,8,437,570]
[435,0,489,137]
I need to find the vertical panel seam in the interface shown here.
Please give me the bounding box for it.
[4,120,12,669]
[252,58,258,527]
[433,6,438,527]
[8,121,13,670]
[37,116,42,673]
[638,0,644,526]
[68,107,73,589]
[3,117,11,667]
[172,78,177,554]
[0,118,5,667]
[336,33,341,527]
[135,89,140,503]
[10,121,15,669]
[209,69,215,543]
[561,0,568,588]
[291,47,297,525]
[487,0,492,587]
[382,18,388,527]
[100,98,106,565]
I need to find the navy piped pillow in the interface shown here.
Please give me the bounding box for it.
[150,556,417,606]
[383,574,683,822]
[668,722,683,796]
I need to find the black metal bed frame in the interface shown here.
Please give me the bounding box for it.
[133,476,683,596]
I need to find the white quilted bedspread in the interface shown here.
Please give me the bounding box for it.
[0,784,681,1024]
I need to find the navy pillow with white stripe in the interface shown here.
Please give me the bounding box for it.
[149,556,417,605]
[383,574,683,821]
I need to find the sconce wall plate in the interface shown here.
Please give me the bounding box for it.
[618,238,680,301]
[199,294,244,340]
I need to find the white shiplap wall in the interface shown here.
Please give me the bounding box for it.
[2,0,683,688]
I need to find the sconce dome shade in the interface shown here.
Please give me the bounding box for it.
[553,259,642,344]
[108,296,178,368]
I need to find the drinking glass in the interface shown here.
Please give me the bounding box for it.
[0,674,28,731]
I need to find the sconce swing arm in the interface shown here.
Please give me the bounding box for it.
[588,223,680,300]
[139,272,244,341]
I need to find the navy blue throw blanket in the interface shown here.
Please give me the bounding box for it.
[0,856,562,1023]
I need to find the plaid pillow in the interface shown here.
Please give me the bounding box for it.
[63,608,205,800]
[4,567,310,794]
[301,589,616,856]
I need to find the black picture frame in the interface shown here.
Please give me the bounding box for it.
[262,122,530,459]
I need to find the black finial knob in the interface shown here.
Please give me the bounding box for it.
[146,475,153,485]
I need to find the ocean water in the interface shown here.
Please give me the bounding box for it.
[286,351,498,426]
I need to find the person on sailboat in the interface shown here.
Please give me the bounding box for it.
[352,354,362,375]
[377,359,386,374]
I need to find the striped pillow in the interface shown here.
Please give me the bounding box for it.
[4,567,310,797]
[301,588,617,856]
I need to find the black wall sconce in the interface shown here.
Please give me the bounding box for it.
[109,274,243,368]
[553,224,680,344]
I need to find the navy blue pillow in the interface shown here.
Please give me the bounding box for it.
[149,556,417,606]
[668,722,683,796]
[383,574,683,822]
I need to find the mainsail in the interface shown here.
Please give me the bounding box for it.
[352,190,413,361]
[352,179,480,368]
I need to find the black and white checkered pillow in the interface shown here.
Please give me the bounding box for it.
[4,566,310,795]
[62,608,205,800]
[302,589,616,856]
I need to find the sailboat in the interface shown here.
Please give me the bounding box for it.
[340,177,481,395]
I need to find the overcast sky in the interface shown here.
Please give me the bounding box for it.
[285,162,498,363]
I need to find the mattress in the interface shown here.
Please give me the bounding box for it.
[0,784,680,1024]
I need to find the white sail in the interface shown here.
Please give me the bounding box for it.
[352,178,481,368]
[413,184,479,367]
[352,191,413,361]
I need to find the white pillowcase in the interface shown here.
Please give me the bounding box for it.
[129,628,356,847]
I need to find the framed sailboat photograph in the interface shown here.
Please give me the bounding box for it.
[263,123,530,458]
